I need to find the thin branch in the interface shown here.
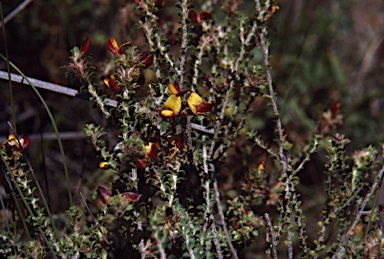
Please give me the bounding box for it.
[210,214,224,259]
[192,35,212,89]
[183,225,196,259]
[178,0,189,88]
[79,192,112,247]
[265,213,278,259]
[211,163,239,259]
[333,163,384,258]
[0,0,33,28]
[292,137,319,176]
[0,195,10,235]
[255,0,287,175]
[187,116,198,169]
[0,70,118,107]
[208,12,258,160]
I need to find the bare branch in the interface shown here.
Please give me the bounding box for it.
[0,0,33,28]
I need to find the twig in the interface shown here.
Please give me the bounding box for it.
[0,131,86,143]
[315,183,366,258]
[292,136,319,176]
[333,163,384,258]
[0,0,33,28]
[210,214,224,259]
[0,70,217,135]
[293,193,309,256]
[0,195,10,235]
[211,163,239,259]
[192,35,212,89]
[186,116,198,169]
[79,192,112,247]
[0,70,118,107]
[183,225,196,259]
[255,0,287,175]
[265,213,278,259]
[178,0,189,88]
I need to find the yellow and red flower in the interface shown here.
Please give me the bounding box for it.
[104,75,121,91]
[160,83,183,119]
[160,82,213,119]
[137,142,159,169]
[167,134,188,160]
[108,37,132,56]
[99,161,111,169]
[1,134,30,160]
[187,92,213,115]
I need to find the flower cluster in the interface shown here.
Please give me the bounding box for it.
[160,82,213,119]
[1,134,30,161]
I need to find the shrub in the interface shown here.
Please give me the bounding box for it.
[1,0,383,258]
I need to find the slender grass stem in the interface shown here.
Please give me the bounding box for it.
[0,3,16,134]
[0,55,73,207]
[0,195,10,235]
[11,191,32,241]
[1,152,59,258]
[7,122,60,240]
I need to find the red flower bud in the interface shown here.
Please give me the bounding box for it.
[189,11,199,23]
[97,186,112,204]
[81,37,91,54]
[331,102,340,116]
[140,52,154,69]
[195,102,213,113]
[200,11,212,21]
[21,136,30,149]
[104,76,121,91]
[121,192,142,202]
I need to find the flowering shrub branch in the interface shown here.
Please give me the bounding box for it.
[2,0,384,258]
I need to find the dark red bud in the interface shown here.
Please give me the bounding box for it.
[142,54,153,69]
[81,37,91,54]
[154,0,165,8]
[137,159,147,169]
[189,11,199,23]
[137,73,145,87]
[140,51,149,60]
[331,102,340,116]
[97,186,112,204]
[174,82,181,93]
[21,136,30,149]
[195,102,213,113]
[200,11,212,21]
[121,192,142,202]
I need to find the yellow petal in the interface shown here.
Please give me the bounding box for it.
[99,161,110,169]
[160,110,176,118]
[169,148,178,160]
[164,95,181,115]
[144,143,152,154]
[119,42,132,53]
[168,83,180,95]
[187,92,203,114]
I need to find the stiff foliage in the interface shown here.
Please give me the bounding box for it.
[1,0,384,258]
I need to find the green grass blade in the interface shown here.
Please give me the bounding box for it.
[0,3,16,134]
[0,54,73,207]
[1,151,59,258]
